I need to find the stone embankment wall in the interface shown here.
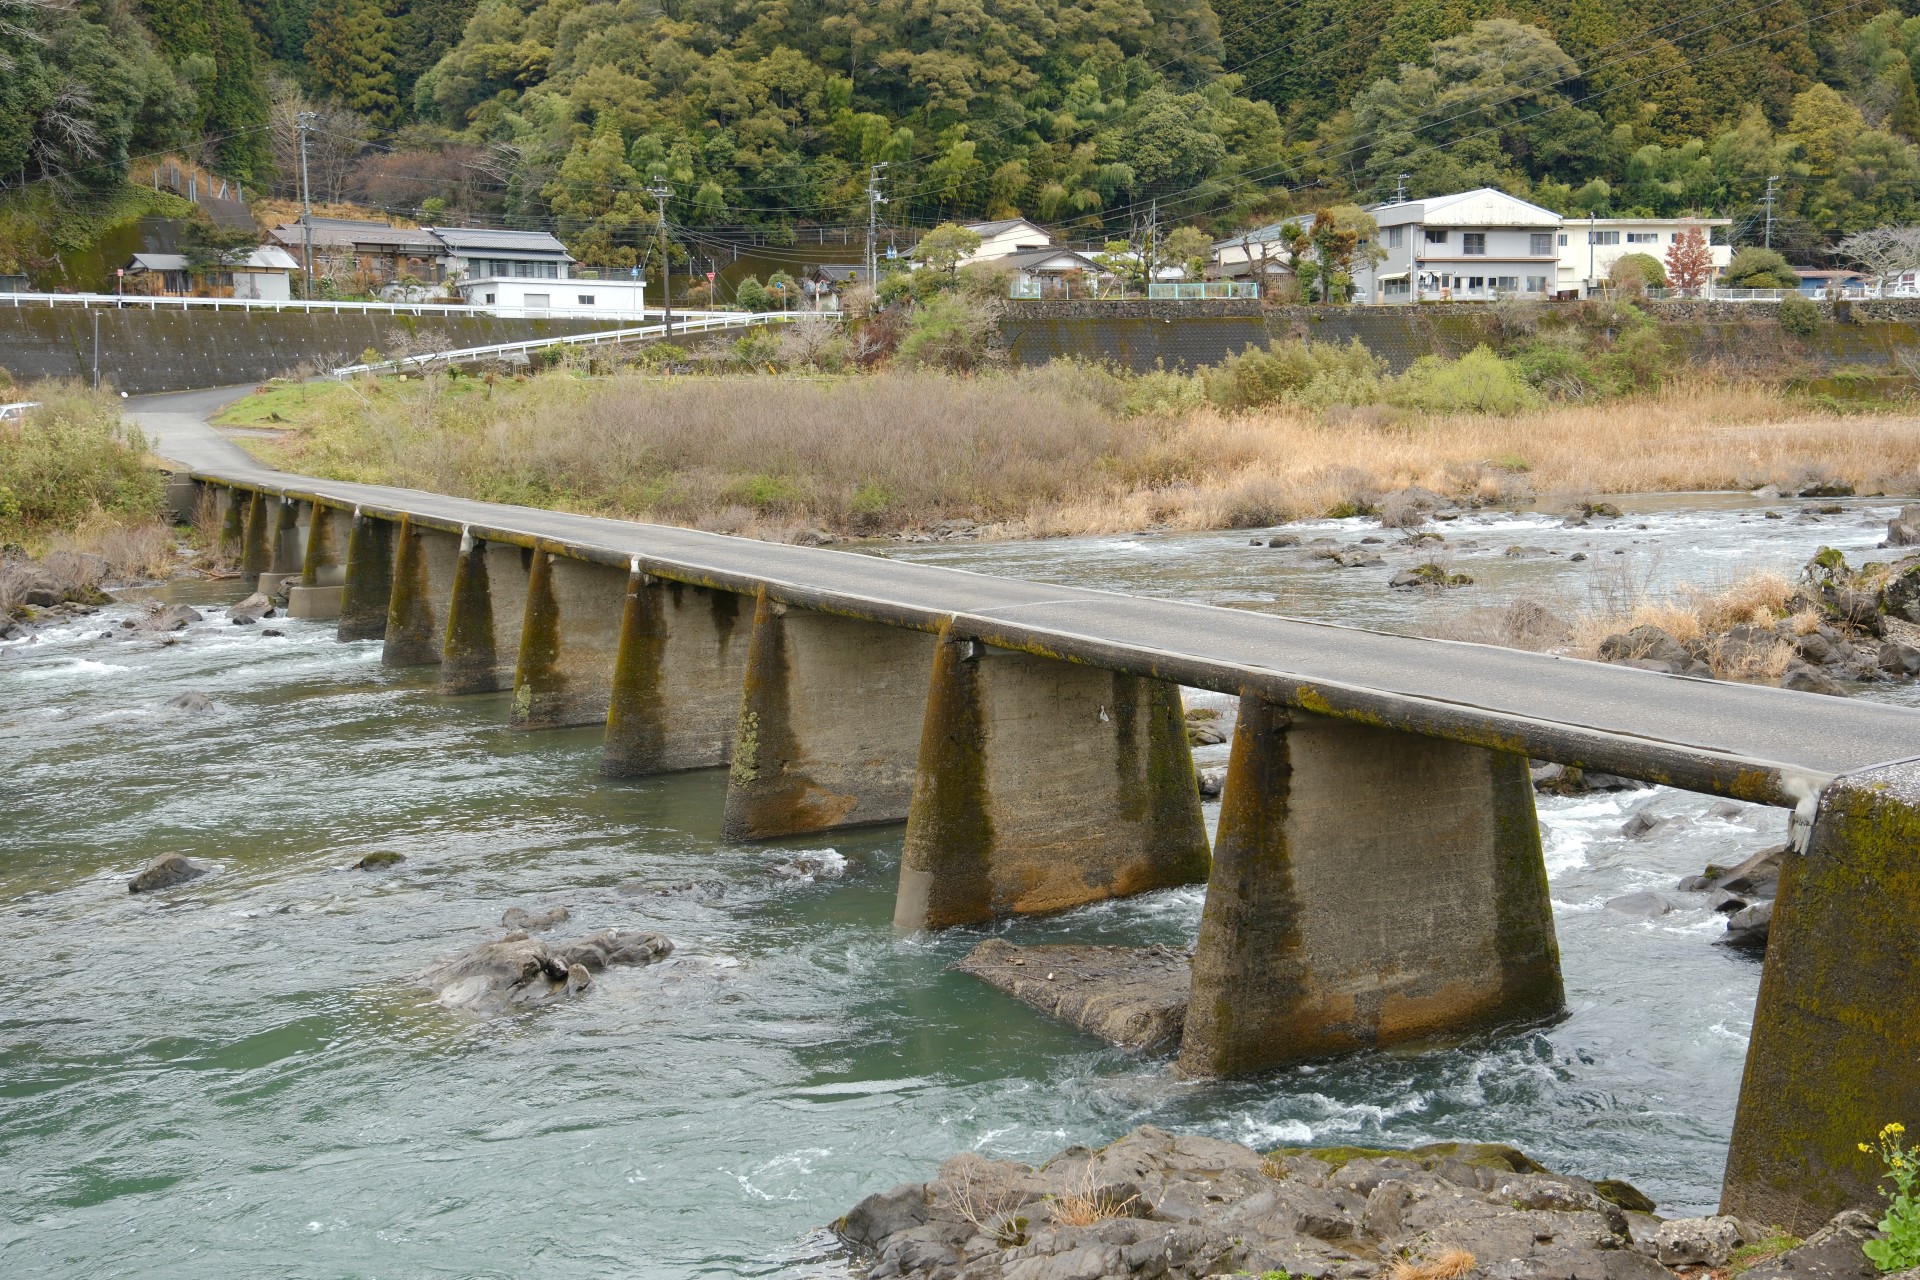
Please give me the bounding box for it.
[998,298,1920,375]
[0,306,622,393]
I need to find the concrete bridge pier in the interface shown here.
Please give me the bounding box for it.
[239,491,272,578]
[290,504,346,620]
[721,590,937,839]
[1176,696,1564,1078]
[338,511,397,642]
[893,625,1210,930]
[383,515,462,666]
[258,498,307,597]
[441,536,532,694]
[601,575,751,775]
[511,551,629,729]
[217,487,244,562]
[1722,760,1920,1233]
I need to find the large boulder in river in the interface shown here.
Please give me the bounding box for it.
[1886,505,1920,547]
[834,1126,1670,1280]
[419,927,672,1014]
[1597,625,1710,676]
[228,593,275,625]
[1741,1210,1883,1280]
[128,853,211,893]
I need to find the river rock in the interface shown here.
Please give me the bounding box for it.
[1717,900,1773,951]
[1604,891,1677,918]
[1197,765,1227,797]
[835,1126,1670,1280]
[419,927,672,1014]
[1648,1215,1747,1266]
[164,691,215,713]
[1886,505,1920,547]
[621,878,727,901]
[1598,625,1711,677]
[228,593,275,625]
[1782,662,1847,696]
[956,939,1189,1051]
[144,604,202,631]
[1879,641,1920,675]
[128,853,211,893]
[353,851,406,870]
[501,904,570,931]
[1531,763,1648,795]
[1742,1210,1882,1280]
[1619,812,1666,839]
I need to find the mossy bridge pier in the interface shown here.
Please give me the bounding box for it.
[142,402,1918,1236]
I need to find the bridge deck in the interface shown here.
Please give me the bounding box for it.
[138,397,1919,808]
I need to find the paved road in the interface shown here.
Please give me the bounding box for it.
[131,391,1920,807]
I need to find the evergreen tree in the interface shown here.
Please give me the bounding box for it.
[306,0,397,124]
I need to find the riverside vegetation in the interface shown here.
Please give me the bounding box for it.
[0,384,188,635]
[229,300,1920,546]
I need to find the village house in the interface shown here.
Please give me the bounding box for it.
[1354,188,1562,303]
[956,217,1054,264]
[1556,215,1732,294]
[121,246,299,300]
[431,227,649,316]
[268,217,447,287]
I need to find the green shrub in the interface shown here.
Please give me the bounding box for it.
[1778,294,1822,337]
[1597,325,1673,394]
[1512,329,1600,399]
[897,293,997,371]
[0,385,163,536]
[1725,247,1800,289]
[728,473,809,510]
[735,275,771,311]
[1122,369,1207,417]
[1609,252,1667,290]
[731,329,781,367]
[1389,345,1538,415]
[1204,338,1383,411]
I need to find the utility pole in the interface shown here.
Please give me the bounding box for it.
[1763,175,1778,250]
[646,178,672,336]
[1146,198,1159,294]
[1395,173,1408,203]
[297,110,316,297]
[866,162,888,289]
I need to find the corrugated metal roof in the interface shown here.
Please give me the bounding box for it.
[270,218,444,250]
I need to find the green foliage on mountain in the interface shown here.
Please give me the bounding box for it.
[19,0,1920,259]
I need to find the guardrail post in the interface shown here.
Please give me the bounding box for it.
[721,587,937,839]
[1722,760,1920,1232]
[892,623,1210,930]
[510,551,628,729]
[1177,697,1564,1078]
[383,514,463,666]
[338,511,396,642]
[441,535,531,694]
[601,573,751,774]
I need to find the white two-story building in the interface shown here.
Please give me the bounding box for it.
[1354,188,1562,303]
[1555,215,1732,295]
[429,226,649,317]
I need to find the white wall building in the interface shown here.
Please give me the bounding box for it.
[429,227,654,318]
[957,218,1054,264]
[1555,216,1732,294]
[1355,188,1562,303]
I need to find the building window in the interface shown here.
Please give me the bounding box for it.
[1529,233,1553,255]
[1526,275,1548,293]
[1468,276,1485,290]
[1425,227,1448,244]
[484,292,496,304]
[578,294,594,305]
[1384,278,1410,297]
[1495,276,1518,291]
[1588,230,1620,245]
[1462,233,1486,255]
[1627,232,1658,244]
[1559,233,1568,246]
[1383,225,1405,248]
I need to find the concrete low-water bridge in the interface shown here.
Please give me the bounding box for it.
[138,396,1917,1236]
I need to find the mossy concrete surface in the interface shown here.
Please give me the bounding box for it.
[1179,698,1565,1078]
[1723,759,1920,1233]
[601,578,749,775]
[510,553,627,728]
[721,591,937,839]
[0,307,622,393]
[338,513,396,642]
[383,517,461,667]
[894,636,1210,930]
[441,539,531,695]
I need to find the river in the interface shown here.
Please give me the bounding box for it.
[0,495,1902,1277]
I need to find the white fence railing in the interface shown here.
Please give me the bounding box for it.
[0,291,755,322]
[331,312,812,377]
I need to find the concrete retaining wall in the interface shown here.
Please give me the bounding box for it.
[998,299,1920,374]
[0,306,622,392]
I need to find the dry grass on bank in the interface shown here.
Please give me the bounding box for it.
[239,370,1920,541]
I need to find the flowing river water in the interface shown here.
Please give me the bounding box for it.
[1,495,1908,1278]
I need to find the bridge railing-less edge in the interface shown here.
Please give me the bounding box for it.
[185,471,1920,1235]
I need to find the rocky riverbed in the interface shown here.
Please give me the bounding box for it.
[835,1127,1890,1280]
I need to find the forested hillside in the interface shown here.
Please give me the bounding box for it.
[9,0,1920,259]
